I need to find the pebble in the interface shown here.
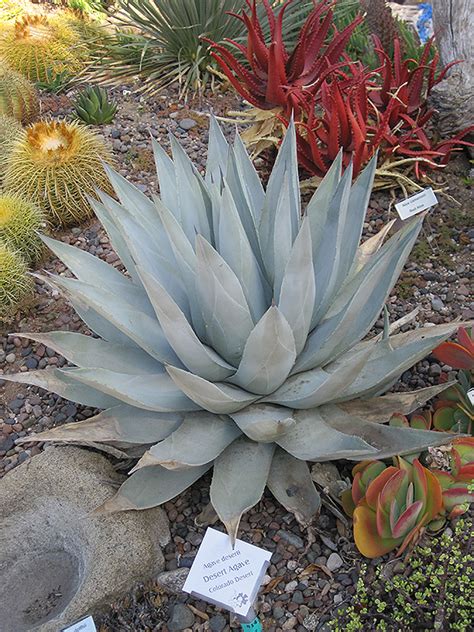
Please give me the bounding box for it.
[167,603,195,631]
[178,117,197,130]
[327,553,344,572]
[208,614,227,632]
[431,296,445,312]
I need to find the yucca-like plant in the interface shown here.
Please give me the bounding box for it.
[95,0,249,97]
[73,85,118,125]
[0,14,84,82]
[4,120,113,227]
[0,194,46,265]
[0,67,39,124]
[11,120,463,540]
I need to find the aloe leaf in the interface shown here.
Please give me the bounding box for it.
[321,404,456,460]
[64,367,200,412]
[335,323,460,400]
[133,413,241,470]
[210,437,275,543]
[278,217,315,353]
[267,448,321,527]
[196,235,254,365]
[265,344,373,409]
[2,369,121,409]
[310,162,353,327]
[166,365,259,414]
[229,306,296,395]
[206,114,229,185]
[339,382,457,423]
[46,275,180,366]
[15,331,164,375]
[217,184,267,322]
[17,405,184,445]
[276,408,375,460]
[137,268,235,381]
[229,404,295,442]
[99,463,211,512]
[170,135,211,242]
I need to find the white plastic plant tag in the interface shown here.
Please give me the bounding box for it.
[395,187,438,220]
[62,615,96,632]
[183,527,271,617]
[467,388,474,406]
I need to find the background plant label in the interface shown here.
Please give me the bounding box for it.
[467,388,474,406]
[183,528,272,617]
[62,616,96,632]
[395,187,438,220]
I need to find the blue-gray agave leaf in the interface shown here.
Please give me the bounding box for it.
[12,121,464,541]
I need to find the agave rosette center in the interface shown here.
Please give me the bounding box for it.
[8,118,463,540]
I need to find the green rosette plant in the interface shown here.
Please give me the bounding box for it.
[9,119,463,540]
[73,85,117,125]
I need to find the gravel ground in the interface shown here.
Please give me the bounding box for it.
[0,82,473,631]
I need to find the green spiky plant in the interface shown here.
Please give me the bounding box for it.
[0,243,33,320]
[36,68,75,95]
[3,119,113,227]
[73,85,117,125]
[0,67,39,124]
[0,194,46,264]
[0,115,22,182]
[11,120,464,540]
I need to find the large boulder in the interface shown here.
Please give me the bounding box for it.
[0,446,170,632]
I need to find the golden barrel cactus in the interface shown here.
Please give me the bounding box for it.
[4,120,113,227]
[0,194,46,264]
[0,15,84,82]
[0,67,39,123]
[0,243,33,320]
[0,114,22,181]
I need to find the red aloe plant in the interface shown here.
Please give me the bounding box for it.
[290,66,397,177]
[370,36,460,128]
[206,0,363,115]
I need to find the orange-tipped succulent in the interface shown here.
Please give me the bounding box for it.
[432,326,474,371]
[349,457,443,558]
[432,437,474,519]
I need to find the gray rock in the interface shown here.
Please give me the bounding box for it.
[179,117,197,130]
[431,296,445,312]
[167,603,195,631]
[327,552,344,571]
[0,446,169,632]
[209,614,227,632]
[155,567,190,594]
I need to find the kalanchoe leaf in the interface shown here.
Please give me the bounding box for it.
[10,120,464,543]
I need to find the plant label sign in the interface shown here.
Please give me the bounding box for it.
[395,187,438,220]
[467,388,474,406]
[62,616,96,632]
[183,527,271,617]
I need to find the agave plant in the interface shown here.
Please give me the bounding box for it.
[9,119,463,540]
[349,457,443,558]
[73,85,118,125]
